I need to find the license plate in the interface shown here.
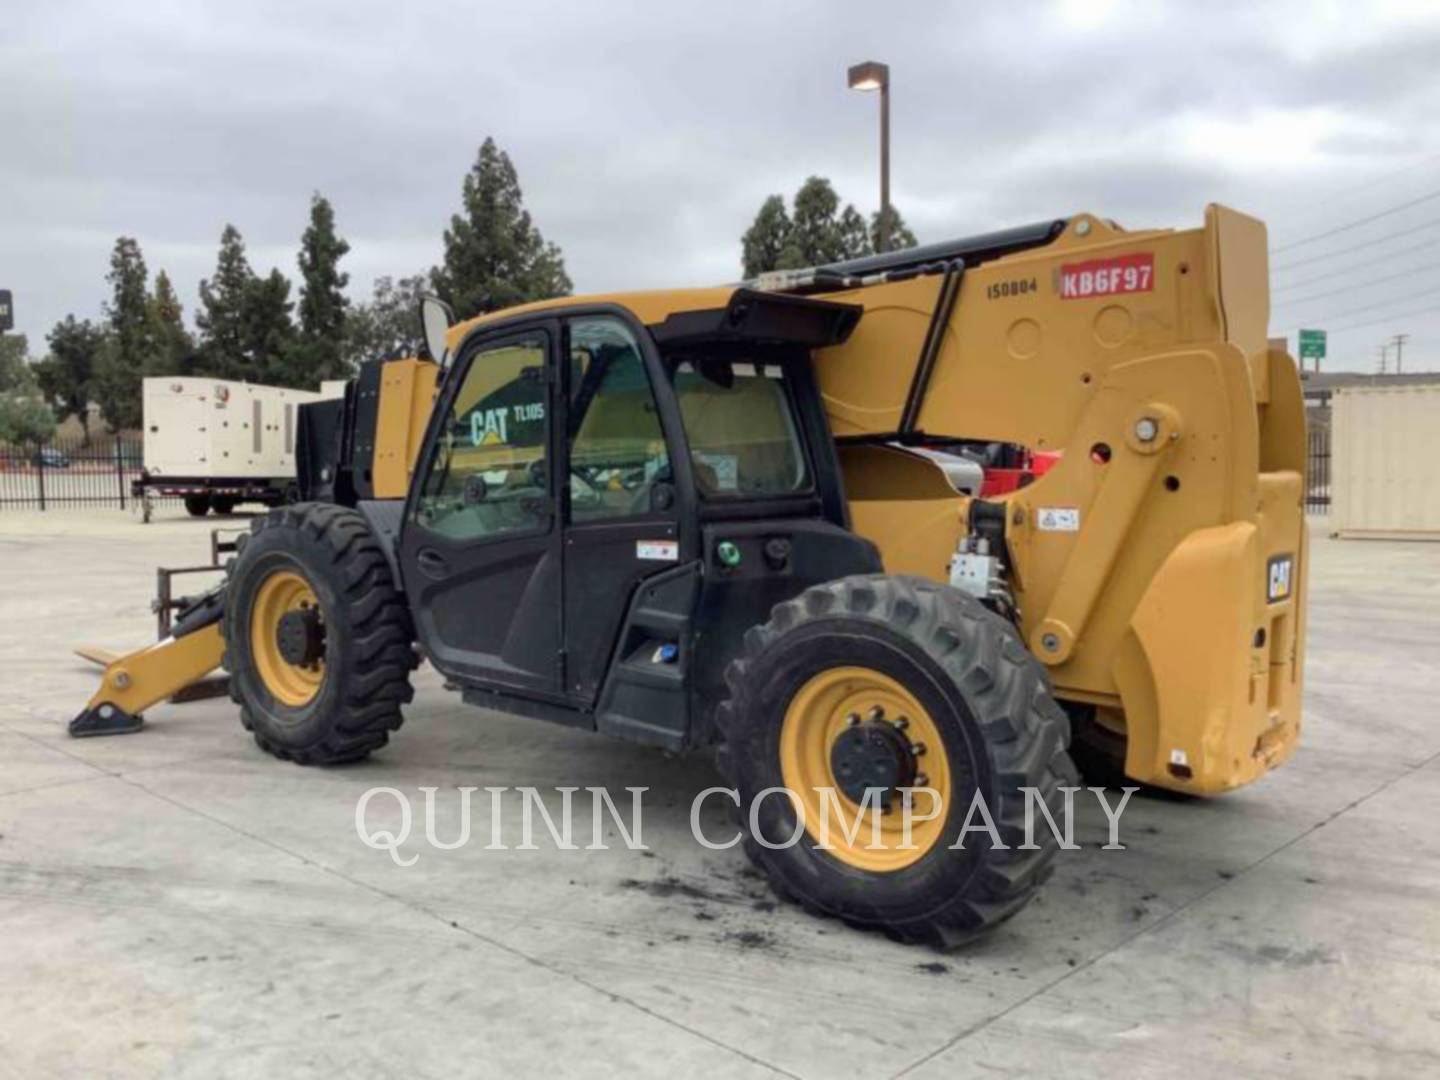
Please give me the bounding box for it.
[1058,253,1155,299]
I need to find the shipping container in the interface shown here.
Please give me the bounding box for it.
[1331,383,1440,540]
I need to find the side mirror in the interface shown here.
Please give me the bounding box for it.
[419,295,455,367]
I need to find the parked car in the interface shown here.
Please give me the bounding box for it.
[32,447,71,468]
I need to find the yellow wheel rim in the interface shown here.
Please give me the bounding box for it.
[780,666,952,873]
[250,569,326,707]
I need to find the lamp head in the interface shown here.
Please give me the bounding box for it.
[847,60,889,92]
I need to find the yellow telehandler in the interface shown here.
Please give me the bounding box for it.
[71,205,1307,946]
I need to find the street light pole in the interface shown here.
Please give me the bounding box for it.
[848,60,891,253]
[879,76,890,252]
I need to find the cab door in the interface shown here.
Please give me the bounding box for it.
[559,314,684,700]
[399,321,565,697]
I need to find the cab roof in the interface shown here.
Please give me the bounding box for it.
[447,287,860,353]
[447,287,738,351]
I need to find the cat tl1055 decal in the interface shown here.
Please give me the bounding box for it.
[468,402,545,446]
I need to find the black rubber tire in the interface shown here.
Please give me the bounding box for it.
[222,503,416,764]
[1066,704,1131,789]
[1066,703,1194,800]
[715,574,1077,949]
[184,494,211,517]
[210,496,237,515]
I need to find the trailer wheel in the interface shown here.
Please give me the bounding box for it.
[211,496,237,515]
[715,574,1076,948]
[222,503,416,764]
[184,494,211,517]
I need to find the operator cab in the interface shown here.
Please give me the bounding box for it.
[399,290,876,749]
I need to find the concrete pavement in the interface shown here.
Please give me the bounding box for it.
[1,508,1438,1078]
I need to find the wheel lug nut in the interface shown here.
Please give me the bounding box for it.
[845,712,861,727]
[867,705,885,722]
[893,716,909,730]
[911,742,926,757]
[916,773,930,786]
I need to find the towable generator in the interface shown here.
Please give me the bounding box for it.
[72,206,1308,946]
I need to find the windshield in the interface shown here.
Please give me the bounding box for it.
[667,358,809,497]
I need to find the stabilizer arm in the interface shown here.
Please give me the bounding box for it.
[69,592,227,737]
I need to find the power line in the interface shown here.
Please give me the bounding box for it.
[1275,300,1440,336]
[1288,150,1440,213]
[1273,238,1440,291]
[1271,284,1440,331]
[1331,304,1439,334]
[1272,217,1440,272]
[1324,286,1440,323]
[1270,187,1440,254]
[1273,263,1440,309]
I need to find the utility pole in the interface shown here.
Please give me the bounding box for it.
[1391,333,1408,374]
[1376,344,1388,374]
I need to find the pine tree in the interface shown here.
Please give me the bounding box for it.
[432,137,572,319]
[242,269,297,386]
[738,178,918,275]
[36,316,105,445]
[147,270,197,376]
[197,225,256,381]
[343,273,429,367]
[741,195,793,278]
[870,206,917,254]
[838,205,872,260]
[293,193,352,384]
[93,236,151,431]
[781,177,850,268]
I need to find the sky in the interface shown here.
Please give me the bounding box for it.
[4,0,1440,374]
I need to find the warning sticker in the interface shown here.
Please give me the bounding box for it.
[636,540,679,562]
[1037,507,1081,532]
[1058,253,1154,300]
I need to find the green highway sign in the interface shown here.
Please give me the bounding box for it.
[1298,328,1326,361]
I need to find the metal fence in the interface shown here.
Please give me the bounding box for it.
[6,428,1337,515]
[1306,427,1331,515]
[0,435,152,510]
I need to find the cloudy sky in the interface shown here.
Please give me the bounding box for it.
[4,0,1440,373]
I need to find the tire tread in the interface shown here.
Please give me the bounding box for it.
[714,573,1075,949]
[223,503,415,765]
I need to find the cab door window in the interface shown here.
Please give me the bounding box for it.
[566,317,669,521]
[415,332,551,540]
